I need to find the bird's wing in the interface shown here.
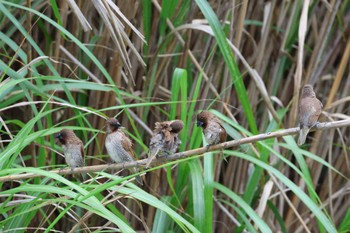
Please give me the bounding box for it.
[162,129,174,149]
[120,131,133,150]
[149,133,162,156]
[317,98,323,110]
[79,143,85,159]
[219,127,227,143]
[119,131,137,162]
[215,120,227,143]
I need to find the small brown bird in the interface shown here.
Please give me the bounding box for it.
[298,85,323,145]
[56,129,84,169]
[147,119,184,167]
[197,111,227,147]
[105,118,143,185]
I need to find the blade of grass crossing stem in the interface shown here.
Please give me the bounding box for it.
[0,61,42,124]
[203,150,214,233]
[187,63,207,151]
[1,179,51,230]
[0,2,60,76]
[242,140,270,203]
[169,68,189,213]
[48,203,78,233]
[171,69,188,128]
[75,171,199,232]
[0,31,27,62]
[171,67,189,150]
[117,186,200,233]
[189,159,205,232]
[194,0,258,134]
[23,168,136,232]
[284,136,326,233]
[0,1,95,163]
[6,195,41,230]
[173,0,191,26]
[1,2,64,148]
[2,1,142,141]
[165,164,182,209]
[213,182,272,233]
[213,110,268,208]
[0,109,56,169]
[49,0,63,29]
[37,17,53,45]
[338,207,350,232]
[170,68,186,119]
[193,1,268,214]
[160,0,178,36]
[284,137,323,199]
[152,196,173,233]
[0,78,26,100]
[224,151,337,233]
[220,199,258,233]
[35,93,56,169]
[267,201,288,233]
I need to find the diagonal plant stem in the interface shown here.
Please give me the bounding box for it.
[0,119,349,182]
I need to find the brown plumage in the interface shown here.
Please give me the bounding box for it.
[298,85,323,145]
[147,120,184,167]
[56,129,84,169]
[197,111,227,146]
[105,118,143,185]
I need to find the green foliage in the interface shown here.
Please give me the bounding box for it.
[0,0,349,232]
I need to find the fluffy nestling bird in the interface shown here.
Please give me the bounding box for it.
[105,118,143,185]
[298,84,323,145]
[147,119,184,167]
[197,111,227,147]
[56,129,84,169]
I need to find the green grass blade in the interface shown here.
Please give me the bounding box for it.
[194,0,258,134]
[213,182,272,233]
[224,150,337,233]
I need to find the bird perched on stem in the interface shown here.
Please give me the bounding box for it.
[147,119,184,167]
[105,118,143,185]
[298,84,323,145]
[197,111,227,148]
[56,129,85,180]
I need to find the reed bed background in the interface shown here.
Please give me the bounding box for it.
[0,0,349,232]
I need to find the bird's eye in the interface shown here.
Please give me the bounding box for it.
[197,121,204,127]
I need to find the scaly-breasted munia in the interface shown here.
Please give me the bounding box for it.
[56,129,84,169]
[298,85,323,145]
[197,111,227,146]
[147,119,184,167]
[105,118,143,185]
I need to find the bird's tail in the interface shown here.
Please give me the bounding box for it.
[145,148,159,168]
[131,167,143,185]
[298,126,310,145]
[135,175,143,185]
[73,173,86,183]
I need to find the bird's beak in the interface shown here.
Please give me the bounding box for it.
[197,121,203,127]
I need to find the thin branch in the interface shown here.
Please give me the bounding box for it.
[1,119,349,182]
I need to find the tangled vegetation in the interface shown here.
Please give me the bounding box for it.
[0,0,349,232]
